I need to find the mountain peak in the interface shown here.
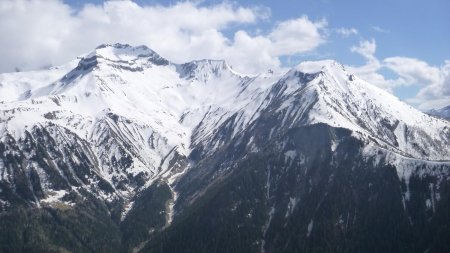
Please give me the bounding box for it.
[285,60,350,87]
[177,59,240,81]
[77,43,169,71]
[281,59,353,96]
[95,43,134,50]
[93,43,160,59]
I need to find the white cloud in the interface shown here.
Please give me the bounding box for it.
[335,27,358,37]
[226,31,279,74]
[372,26,389,33]
[0,0,326,74]
[348,64,404,92]
[383,57,440,85]
[0,0,76,71]
[407,61,450,110]
[348,39,403,91]
[348,39,450,110]
[268,17,327,55]
[350,39,377,61]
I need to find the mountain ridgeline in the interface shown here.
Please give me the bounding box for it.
[0,44,449,252]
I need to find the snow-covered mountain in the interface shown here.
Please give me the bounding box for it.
[0,44,449,252]
[428,105,450,120]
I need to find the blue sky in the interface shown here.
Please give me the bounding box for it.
[65,0,450,66]
[1,0,449,109]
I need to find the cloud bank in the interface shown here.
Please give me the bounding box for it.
[0,0,326,74]
[349,39,450,110]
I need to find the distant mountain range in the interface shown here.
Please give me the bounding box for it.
[0,43,449,253]
[428,105,450,120]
